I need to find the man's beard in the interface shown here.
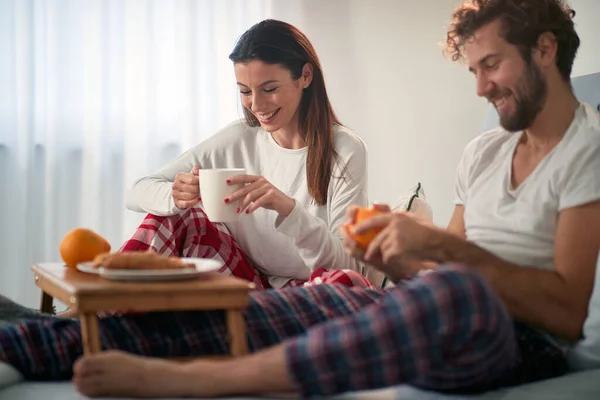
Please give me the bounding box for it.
[496,61,547,132]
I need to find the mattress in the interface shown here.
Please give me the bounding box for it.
[1,362,598,399]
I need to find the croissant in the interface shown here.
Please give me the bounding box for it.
[93,252,192,270]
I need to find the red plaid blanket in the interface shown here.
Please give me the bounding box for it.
[119,207,373,289]
[99,207,372,318]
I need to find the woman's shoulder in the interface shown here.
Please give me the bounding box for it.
[193,119,261,152]
[211,119,261,142]
[332,124,368,157]
[331,125,368,182]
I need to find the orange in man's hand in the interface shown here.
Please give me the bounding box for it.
[344,207,385,250]
[59,228,111,268]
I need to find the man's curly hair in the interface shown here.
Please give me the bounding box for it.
[445,0,580,81]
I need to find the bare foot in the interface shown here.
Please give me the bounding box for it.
[73,351,202,398]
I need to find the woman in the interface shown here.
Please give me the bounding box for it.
[123,19,376,288]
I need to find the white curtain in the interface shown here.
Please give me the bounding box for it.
[0,0,272,308]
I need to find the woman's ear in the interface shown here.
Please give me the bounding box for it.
[301,63,313,89]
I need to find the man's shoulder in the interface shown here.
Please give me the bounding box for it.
[462,127,515,162]
[574,103,600,144]
[554,103,600,162]
[581,102,600,128]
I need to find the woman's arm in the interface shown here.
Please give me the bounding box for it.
[275,188,367,274]
[125,150,200,216]
[126,122,250,216]
[274,134,380,283]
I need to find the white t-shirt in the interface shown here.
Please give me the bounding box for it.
[454,102,600,271]
[126,120,369,287]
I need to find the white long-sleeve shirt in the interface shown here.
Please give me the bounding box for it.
[126,120,370,287]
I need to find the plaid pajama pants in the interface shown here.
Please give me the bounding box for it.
[120,207,373,289]
[0,264,567,396]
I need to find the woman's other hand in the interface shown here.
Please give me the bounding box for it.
[226,175,295,217]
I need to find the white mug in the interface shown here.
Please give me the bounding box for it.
[199,168,246,222]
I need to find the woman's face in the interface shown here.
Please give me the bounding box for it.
[234,60,312,133]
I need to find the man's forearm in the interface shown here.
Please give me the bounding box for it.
[386,259,439,284]
[427,232,585,341]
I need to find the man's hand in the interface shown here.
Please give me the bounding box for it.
[341,204,439,282]
[341,203,389,265]
[361,213,437,261]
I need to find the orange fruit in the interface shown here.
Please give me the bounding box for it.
[343,207,385,250]
[59,228,111,268]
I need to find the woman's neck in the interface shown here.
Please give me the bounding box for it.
[271,129,305,149]
[269,117,306,149]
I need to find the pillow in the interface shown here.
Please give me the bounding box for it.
[566,251,600,370]
[363,183,434,288]
[391,182,433,221]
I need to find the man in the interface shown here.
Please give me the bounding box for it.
[0,0,598,397]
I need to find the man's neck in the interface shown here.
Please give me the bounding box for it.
[525,82,579,149]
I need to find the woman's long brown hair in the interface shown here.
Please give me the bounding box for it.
[229,19,340,206]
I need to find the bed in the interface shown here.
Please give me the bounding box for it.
[3,70,599,400]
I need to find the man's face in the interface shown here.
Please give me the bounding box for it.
[465,19,548,132]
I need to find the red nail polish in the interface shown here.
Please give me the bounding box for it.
[226,179,231,184]
[245,209,249,214]
[224,198,230,203]
[236,208,240,213]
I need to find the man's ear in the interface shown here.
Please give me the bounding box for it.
[301,63,313,89]
[535,31,559,68]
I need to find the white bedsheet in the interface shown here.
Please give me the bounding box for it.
[0,362,21,390]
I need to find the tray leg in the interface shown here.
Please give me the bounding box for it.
[40,291,54,314]
[81,313,101,355]
[226,309,248,357]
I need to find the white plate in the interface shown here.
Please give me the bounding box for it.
[76,258,222,282]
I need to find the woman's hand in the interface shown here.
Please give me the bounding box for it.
[172,165,201,210]
[226,175,295,216]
